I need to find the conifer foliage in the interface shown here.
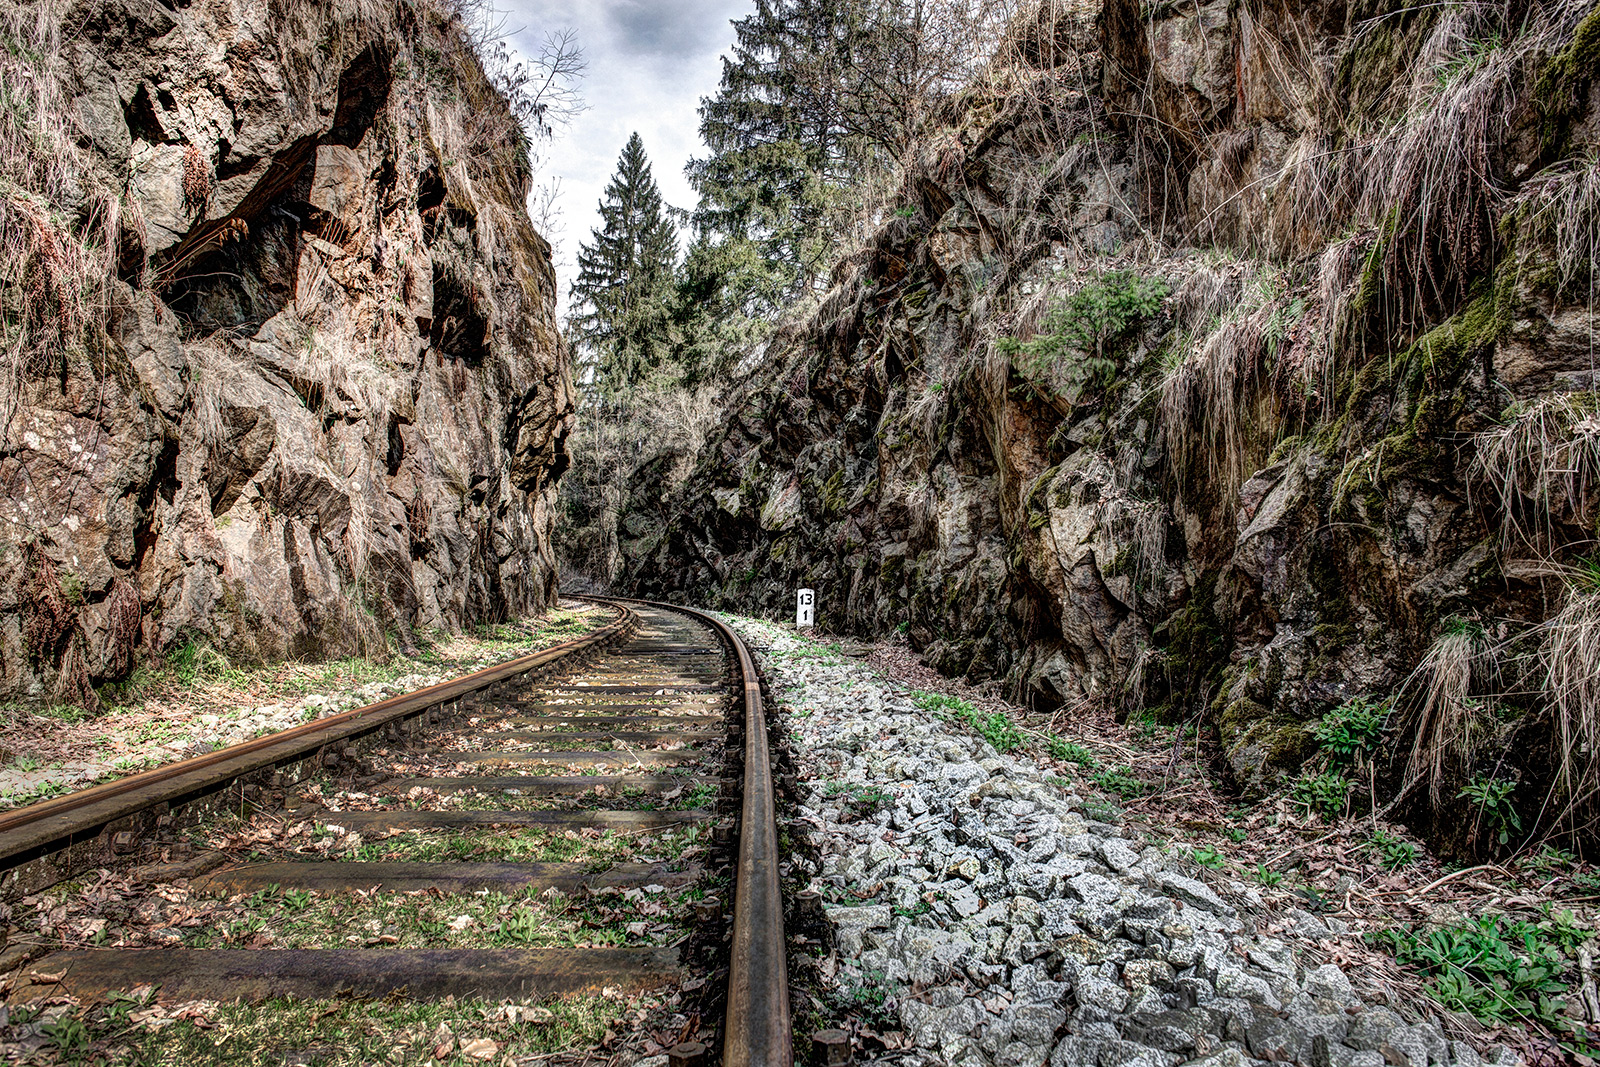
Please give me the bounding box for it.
[685,0,998,316]
[569,132,679,397]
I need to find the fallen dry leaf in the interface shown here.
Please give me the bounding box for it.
[461,1037,499,1060]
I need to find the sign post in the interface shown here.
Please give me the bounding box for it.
[796,588,815,628]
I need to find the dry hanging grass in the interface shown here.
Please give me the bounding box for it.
[1401,619,1496,810]
[1298,234,1371,407]
[1510,153,1600,299]
[1159,266,1293,506]
[182,144,211,214]
[0,0,123,431]
[1103,493,1167,596]
[1541,579,1600,826]
[1470,392,1600,551]
[1536,579,1600,812]
[21,542,72,666]
[1354,0,1594,326]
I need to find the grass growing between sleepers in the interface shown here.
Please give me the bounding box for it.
[1,991,627,1066]
[168,882,688,951]
[342,824,705,867]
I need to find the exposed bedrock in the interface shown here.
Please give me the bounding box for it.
[621,0,1600,836]
[2,0,573,707]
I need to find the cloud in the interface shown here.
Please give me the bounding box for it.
[502,0,748,310]
[604,0,733,62]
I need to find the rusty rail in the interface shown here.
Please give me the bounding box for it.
[582,596,791,1067]
[0,603,636,871]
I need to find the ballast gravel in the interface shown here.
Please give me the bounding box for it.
[721,618,1522,1067]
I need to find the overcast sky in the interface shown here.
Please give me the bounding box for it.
[500,0,751,312]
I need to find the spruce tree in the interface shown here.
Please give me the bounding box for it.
[685,0,874,313]
[570,133,679,398]
[684,0,963,317]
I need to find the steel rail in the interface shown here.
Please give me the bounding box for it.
[581,596,791,1067]
[0,603,636,869]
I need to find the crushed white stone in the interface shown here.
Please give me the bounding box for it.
[723,616,1522,1067]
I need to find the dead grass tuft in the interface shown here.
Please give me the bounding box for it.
[1470,392,1600,551]
[1159,264,1294,505]
[21,542,72,668]
[1353,1,1593,328]
[181,144,211,214]
[1401,619,1496,810]
[1511,153,1600,300]
[1540,577,1600,827]
[1300,234,1372,405]
[104,577,143,677]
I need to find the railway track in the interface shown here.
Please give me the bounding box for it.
[0,598,791,1067]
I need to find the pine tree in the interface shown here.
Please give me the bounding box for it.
[569,133,679,398]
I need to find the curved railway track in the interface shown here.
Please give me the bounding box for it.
[0,598,791,1067]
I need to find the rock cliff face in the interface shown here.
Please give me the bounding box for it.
[2,0,573,707]
[624,0,1600,837]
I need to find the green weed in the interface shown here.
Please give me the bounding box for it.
[1091,766,1146,798]
[1458,776,1522,847]
[1370,913,1592,1050]
[914,690,1023,754]
[1371,830,1419,870]
[1291,772,1350,818]
[40,703,91,723]
[1047,736,1097,767]
[1313,698,1387,764]
[824,781,894,817]
[40,1015,90,1056]
[831,968,899,1031]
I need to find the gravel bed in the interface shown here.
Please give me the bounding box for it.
[722,617,1523,1067]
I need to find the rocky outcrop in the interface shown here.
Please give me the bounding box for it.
[1,0,573,707]
[623,0,1600,837]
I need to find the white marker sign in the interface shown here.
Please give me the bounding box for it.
[796,588,815,628]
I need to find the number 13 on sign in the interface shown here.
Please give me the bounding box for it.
[796,588,815,628]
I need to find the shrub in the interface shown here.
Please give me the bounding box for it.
[998,271,1168,402]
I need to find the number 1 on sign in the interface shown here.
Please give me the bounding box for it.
[796,588,815,628]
